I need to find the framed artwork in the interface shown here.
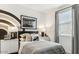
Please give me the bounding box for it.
[21,15,37,29]
[11,32,17,39]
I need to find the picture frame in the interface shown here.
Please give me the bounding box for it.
[11,32,17,39]
[20,15,37,29]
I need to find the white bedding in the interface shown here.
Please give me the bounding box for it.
[19,40,48,53]
[19,41,32,53]
[19,41,65,54]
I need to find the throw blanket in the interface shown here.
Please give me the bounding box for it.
[20,41,65,54]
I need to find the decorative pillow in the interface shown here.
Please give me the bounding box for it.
[20,34,26,38]
[25,34,32,41]
[44,37,50,41]
[31,34,39,41]
[20,38,26,41]
[20,33,32,41]
[39,36,46,41]
[32,36,39,41]
[39,36,50,41]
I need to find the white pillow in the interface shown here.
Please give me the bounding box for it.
[39,36,50,41]
[20,33,32,41]
[39,36,46,41]
[20,38,25,41]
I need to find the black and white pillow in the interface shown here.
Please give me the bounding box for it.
[33,36,39,41]
[31,34,39,41]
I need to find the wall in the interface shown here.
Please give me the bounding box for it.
[42,9,56,41]
[0,4,45,28]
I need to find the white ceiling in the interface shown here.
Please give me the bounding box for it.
[20,4,62,12]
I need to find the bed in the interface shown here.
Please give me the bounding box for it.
[19,41,65,54]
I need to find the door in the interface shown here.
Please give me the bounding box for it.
[0,29,7,39]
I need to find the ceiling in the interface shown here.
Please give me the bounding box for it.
[0,19,14,26]
[20,4,63,12]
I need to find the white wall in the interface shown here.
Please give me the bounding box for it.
[0,4,45,27]
[42,9,56,41]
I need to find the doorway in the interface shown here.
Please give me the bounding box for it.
[0,29,7,39]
